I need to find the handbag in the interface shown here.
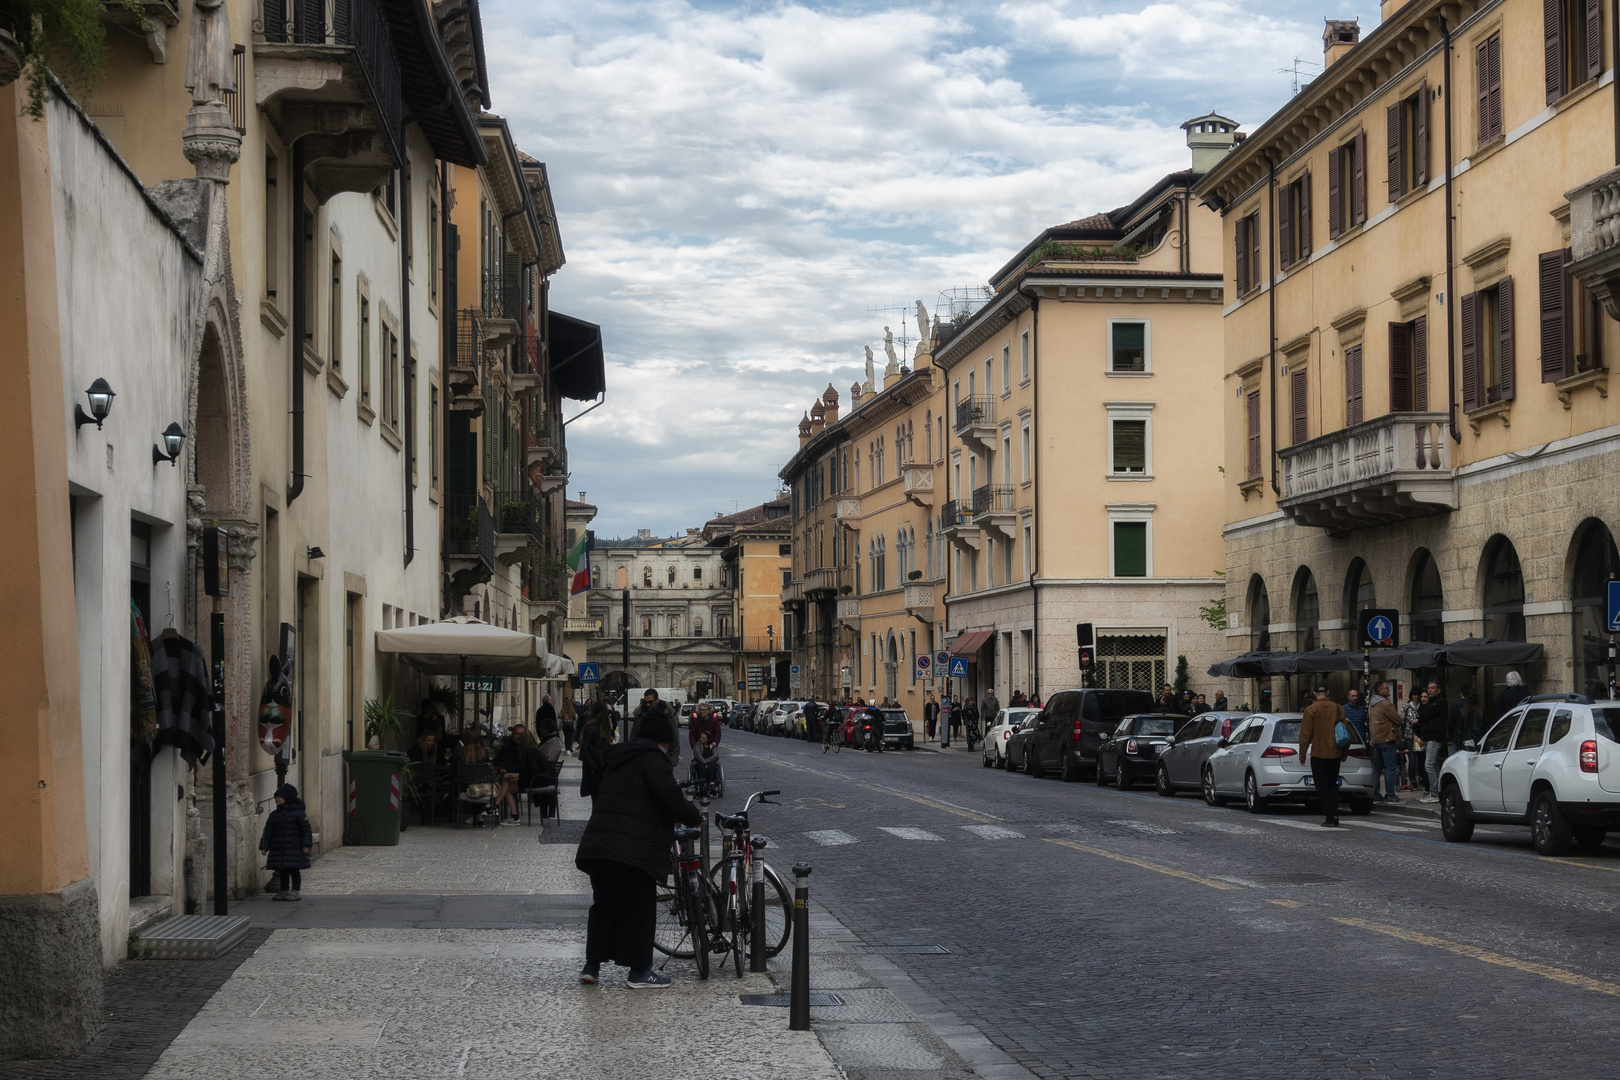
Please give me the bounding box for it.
[1334,719,1352,751]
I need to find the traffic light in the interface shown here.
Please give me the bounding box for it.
[1076,622,1094,648]
[1078,646,1095,670]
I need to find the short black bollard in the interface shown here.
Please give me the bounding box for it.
[749,837,768,972]
[789,862,812,1031]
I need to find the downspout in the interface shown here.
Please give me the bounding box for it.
[401,156,414,567]
[1028,292,1041,699]
[1613,0,1620,165]
[1264,151,1279,494]
[288,138,306,504]
[1443,16,1461,443]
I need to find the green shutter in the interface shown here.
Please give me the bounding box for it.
[1114,522,1147,577]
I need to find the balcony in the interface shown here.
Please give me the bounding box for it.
[939,498,980,551]
[837,595,860,629]
[902,581,934,619]
[834,497,861,527]
[444,493,494,598]
[780,579,804,606]
[493,488,543,565]
[564,617,602,636]
[804,567,839,598]
[901,463,934,507]
[1277,412,1456,535]
[970,484,1017,539]
[524,556,567,625]
[1569,166,1620,320]
[511,331,540,395]
[447,309,484,416]
[954,395,997,453]
[253,0,403,202]
[539,445,569,494]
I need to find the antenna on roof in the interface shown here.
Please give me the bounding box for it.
[866,302,917,363]
[1275,57,1320,96]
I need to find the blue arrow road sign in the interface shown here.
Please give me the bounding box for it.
[1369,616,1392,642]
[1608,580,1620,632]
[578,662,601,683]
[949,657,969,678]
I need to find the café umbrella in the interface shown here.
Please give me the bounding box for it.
[375,617,573,730]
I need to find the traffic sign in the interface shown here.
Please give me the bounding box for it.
[1076,622,1094,647]
[577,662,601,684]
[789,664,802,689]
[1608,580,1620,632]
[916,654,932,675]
[1360,608,1400,648]
[935,650,950,669]
[948,657,969,678]
[1078,646,1095,671]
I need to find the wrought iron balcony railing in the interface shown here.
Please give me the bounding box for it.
[256,0,402,159]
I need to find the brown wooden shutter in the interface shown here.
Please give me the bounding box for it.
[1540,249,1572,382]
[1414,83,1428,186]
[1234,216,1248,295]
[1299,171,1312,258]
[1589,0,1604,79]
[1461,291,1481,410]
[1246,390,1262,478]
[1546,0,1565,104]
[1251,212,1261,289]
[1278,183,1294,268]
[1389,322,1411,412]
[1352,130,1368,225]
[1346,344,1364,426]
[1497,275,1516,400]
[1488,34,1504,140]
[1412,315,1429,410]
[1291,368,1308,445]
[1328,146,1343,239]
[1477,40,1494,145]
[1387,101,1405,202]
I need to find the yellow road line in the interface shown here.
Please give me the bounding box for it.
[1043,838,1238,890]
[875,788,999,824]
[1542,856,1620,875]
[1333,916,1620,997]
[1268,899,1305,908]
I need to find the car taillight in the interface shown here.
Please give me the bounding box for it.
[1073,720,1084,742]
[1126,739,1138,754]
[1001,731,1011,741]
[1260,746,1297,758]
[1582,739,1599,773]
[1345,746,1370,758]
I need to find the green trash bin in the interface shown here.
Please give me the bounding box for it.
[342,750,409,846]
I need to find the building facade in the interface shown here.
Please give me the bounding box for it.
[779,390,852,700]
[1199,0,1620,712]
[704,498,793,700]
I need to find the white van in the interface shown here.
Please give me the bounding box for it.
[627,688,690,724]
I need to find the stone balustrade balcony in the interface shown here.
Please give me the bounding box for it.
[1276,412,1456,535]
[901,463,934,507]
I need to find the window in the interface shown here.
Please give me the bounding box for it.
[1544,0,1601,104]
[1540,248,1605,382]
[1461,277,1516,409]
[782,569,791,587]
[357,288,372,412]
[264,150,280,301]
[1001,343,1011,394]
[1003,533,1014,584]
[1020,329,1031,382]
[1481,717,1516,753]
[1001,428,1012,484]
[668,566,676,585]
[1328,131,1367,238]
[1246,390,1262,478]
[1109,508,1152,577]
[1022,521,1032,580]
[1549,709,1574,745]
[1388,317,1430,412]
[1290,368,1308,444]
[693,616,704,636]
[428,190,439,308]
[642,616,652,637]
[380,318,400,431]
[644,566,653,587]
[693,566,702,582]
[428,380,439,495]
[1234,210,1261,296]
[1344,344,1364,426]
[1020,419,1031,483]
[1278,172,1313,268]
[1514,708,1549,750]
[1111,420,1147,474]
[1476,31,1503,145]
[779,543,791,557]
[1386,83,1428,202]
[1109,320,1148,373]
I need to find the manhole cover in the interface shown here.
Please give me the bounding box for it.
[1250,873,1343,886]
[740,992,844,1007]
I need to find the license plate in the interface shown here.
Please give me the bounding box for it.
[1302,777,1344,787]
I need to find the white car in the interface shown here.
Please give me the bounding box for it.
[1202,712,1376,815]
[1439,694,1620,855]
[983,708,1039,768]
[769,701,807,735]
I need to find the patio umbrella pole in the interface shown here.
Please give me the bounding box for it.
[459,656,466,737]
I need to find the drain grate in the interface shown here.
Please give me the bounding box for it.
[740,992,845,1007]
[1249,872,1343,886]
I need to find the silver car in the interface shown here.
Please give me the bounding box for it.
[984,708,1040,768]
[1201,712,1375,815]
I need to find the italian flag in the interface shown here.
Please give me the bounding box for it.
[567,533,590,595]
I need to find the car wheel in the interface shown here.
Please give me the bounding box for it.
[1531,790,1574,856]
[1094,756,1109,786]
[1115,762,1132,791]
[999,752,1010,771]
[1060,754,1078,783]
[1574,826,1607,849]
[1202,766,1227,807]
[1028,749,1045,779]
[982,752,993,768]
[1439,783,1473,842]
[1243,772,1267,814]
[1156,764,1175,797]
[1349,799,1373,816]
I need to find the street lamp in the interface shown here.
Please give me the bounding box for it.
[75,378,115,430]
[152,422,186,466]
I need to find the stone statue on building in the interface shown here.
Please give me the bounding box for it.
[184,0,236,106]
[863,344,875,392]
[883,327,899,373]
[915,301,932,354]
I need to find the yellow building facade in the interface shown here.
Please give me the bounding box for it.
[704,498,793,700]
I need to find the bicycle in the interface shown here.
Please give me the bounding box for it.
[823,711,852,754]
[652,823,712,979]
[711,789,793,972]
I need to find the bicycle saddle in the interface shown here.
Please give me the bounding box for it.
[715,812,748,831]
[674,826,700,840]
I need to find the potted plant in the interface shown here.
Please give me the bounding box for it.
[500,500,528,532]
[908,570,924,581]
[341,697,413,846]
[840,584,853,595]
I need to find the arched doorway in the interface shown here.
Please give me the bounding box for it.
[1293,567,1320,652]
[1571,520,1620,697]
[1343,558,1375,649]
[1481,536,1526,643]
[1247,575,1271,652]
[1409,550,1444,645]
[884,634,898,703]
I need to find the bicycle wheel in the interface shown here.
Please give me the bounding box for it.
[760,862,794,958]
[653,878,696,959]
[688,871,710,979]
[726,882,745,977]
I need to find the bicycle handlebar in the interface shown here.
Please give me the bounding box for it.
[741,789,781,814]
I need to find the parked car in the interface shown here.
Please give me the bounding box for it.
[1003,713,1040,771]
[880,708,915,750]
[983,708,1040,768]
[1438,694,1620,854]
[1094,713,1183,789]
[1022,689,1158,781]
[678,703,698,727]
[1202,713,1375,815]
[768,701,806,735]
[1156,712,1248,796]
[748,701,776,733]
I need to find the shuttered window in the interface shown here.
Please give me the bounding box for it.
[1113,522,1147,578]
[1279,173,1311,268]
[1498,275,1516,401]
[1546,0,1603,104]
[1540,248,1572,382]
[1291,368,1308,445]
[1462,279,1517,411]
[1327,146,1342,239]
[1386,85,1427,202]
[1111,420,1146,473]
[1461,291,1481,411]
[1477,32,1503,145]
[1246,390,1262,478]
[1386,100,1404,202]
[1345,344,1364,426]
[1278,182,1293,269]
[1388,317,1429,412]
[1328,136,1365,236]
[1412,315,1429,410]
[1234,211,1261,296]
[1351,130,1367,226]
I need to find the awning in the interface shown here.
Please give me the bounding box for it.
[949,630,994,657]
[550,311,605,401]
[1369,637,1545,670]
[375,616,554,678]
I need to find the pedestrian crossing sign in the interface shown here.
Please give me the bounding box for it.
[949,657,969,678]
[578,663,601,683]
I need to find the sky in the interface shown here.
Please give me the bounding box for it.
[481,0,1374,538]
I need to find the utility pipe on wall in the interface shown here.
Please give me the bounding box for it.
[1443,16,1461,444]
[288,139,306,504]
[1264,151,1279,494]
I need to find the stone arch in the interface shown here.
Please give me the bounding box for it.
[1342,557,1376,648]
[1246,574,1271,651]
[1407,548,1444,644]
[1290,566,1320,651]
[1479,534,1525,643]
[1569,519,1620,696]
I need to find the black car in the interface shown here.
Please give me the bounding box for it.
[880,709,915,750]
[1155,712,1247,796]
[1095,714,1183,789]
[1023,689,1158,781]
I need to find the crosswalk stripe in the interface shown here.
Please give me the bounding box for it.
[1340,819,1419,833]
[961,824,1024,840]
[1256,818,1347,832]
[804,829,859,846]
[1195,822,1263,835]
[878,826,945,841]
[1107,819,1178,835]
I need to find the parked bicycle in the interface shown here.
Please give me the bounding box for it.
[652,822,713,978]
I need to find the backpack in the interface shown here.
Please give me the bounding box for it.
[1334,719,1352,751]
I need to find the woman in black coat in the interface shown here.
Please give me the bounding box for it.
[258,783,313,901]
[577,702,615,798]
[574,709,700,989]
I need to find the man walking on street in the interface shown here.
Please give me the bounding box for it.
[1368,681,1402,802]
[981,689,1000,729]
[1212,691,1229,712]
[1416,680,1449,802]
[1343,688,1368,743]
[1299,684,1349,827]
[923,692,938,741]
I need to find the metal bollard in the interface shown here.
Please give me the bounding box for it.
[789,863,812,1031]
[749,837,768,972]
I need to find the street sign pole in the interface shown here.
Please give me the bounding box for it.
[1607,581,1620,700]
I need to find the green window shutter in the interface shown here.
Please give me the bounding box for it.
[1113,522,1147,578]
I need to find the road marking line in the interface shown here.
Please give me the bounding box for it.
[878,826,945,841]
[1255,818,1348,832]
[1107,819,1178,835]
[1195,822,1264,835]
[804,830,859,846]
[961,824,1025,840]
[1333,916,1620,997]
[1215,875,1262,887]
[1542,856,1620,875]
[1268,899,1305,908]
[870,787,1001,823]
[1339,820,1419,833]
[1043,838,1238,890]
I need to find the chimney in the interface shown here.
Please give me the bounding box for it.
[809,398,825,435]
[1181,113,1240,173]
[686,528,698,536]
[849,381,863,410]
[821,383,840,424]
[798,411,812,447]
[1323,19,1360,67]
